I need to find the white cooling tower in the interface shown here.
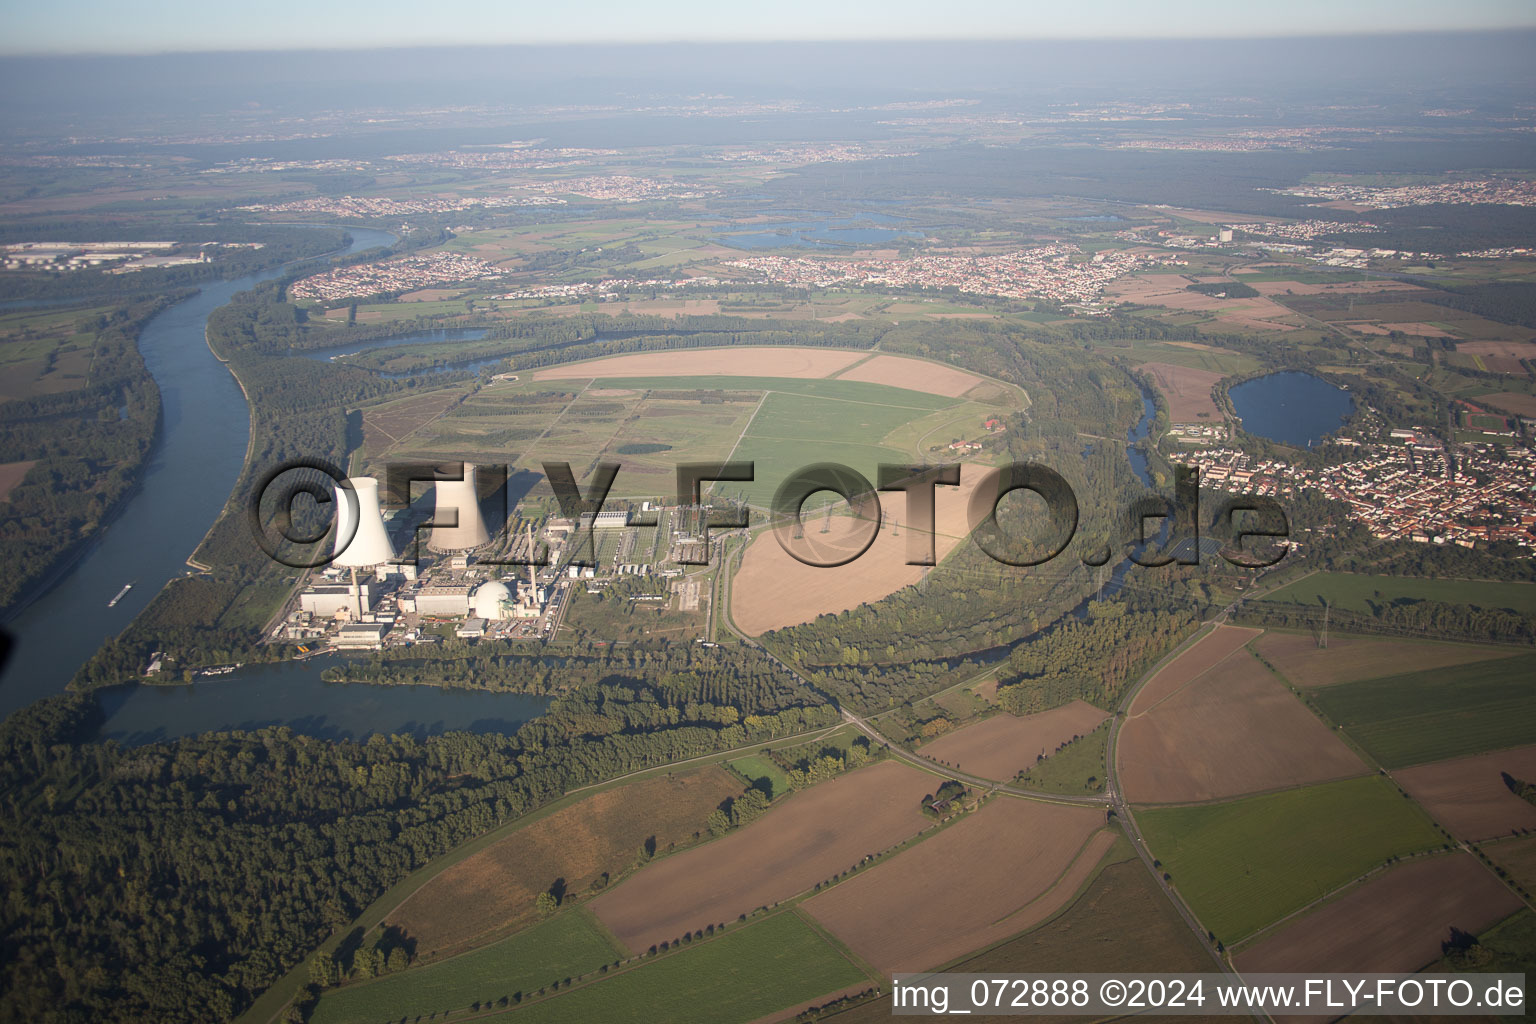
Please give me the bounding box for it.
[333,476,397,568]
[428,463,492,553]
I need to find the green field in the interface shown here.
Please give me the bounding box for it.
[476,910,867,1024]
[728,754,792,799]
[1015,723,1109,795]
[1307,653,1536,768]
[310,911,623,1024]
[1137,776,1443,944]
[1261,572,1536,615]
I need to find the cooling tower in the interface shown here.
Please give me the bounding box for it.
[333,476,397,568]
[428,463,492,553]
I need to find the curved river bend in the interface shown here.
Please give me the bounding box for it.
[0,230,548,743]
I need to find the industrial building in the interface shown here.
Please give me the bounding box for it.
[299,583,371,618]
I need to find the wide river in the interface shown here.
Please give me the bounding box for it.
[0,230,549,743]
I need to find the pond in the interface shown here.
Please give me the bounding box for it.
[1229,371,1354,447]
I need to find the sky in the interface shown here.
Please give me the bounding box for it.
[5,0,1536,55]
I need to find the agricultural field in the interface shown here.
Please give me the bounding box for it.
[589,760,933,954]
[1307,654,1536,769]
[387,766,742,957]
[1137,361,1227,421]
[0,303,114,402]
[1015,722,1110,795]
[1117,647,1366,804]
[1392,745,1536,841]
[0,460,36,502]
[727,753,792,799]
[805,798,1114,974]
[1136,775,1444,944]
[1489,835,1536,894]
[310,911,622,1024]
[1104,273,1304,334]
[917,700,1109,782]
[473,910,869,1024]
[1251,629,1520,688]
[1234,854,1520,974]
[1128,625,1263,713]
[732,463,1000,634]
[1260,571,1536,616]
[817,852,1223,1024]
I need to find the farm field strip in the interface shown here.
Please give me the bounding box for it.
[917,700,1109,783]
[1116,647,1367,805]
[1128,624,1264,714]
[1136,775,1444,944]
[804,798,1113,974]
[388,765,742,957]
[1234,854,1521,975]
[471,910,870,1024]
[1308,653,1536,769]
[1260,572,1536,615]
[1393,745,1536,841]
[310,911,622,1024]
[1251,630,1520,689]
[589,760,934,955]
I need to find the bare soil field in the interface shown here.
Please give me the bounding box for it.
[1128,625,1263,714]
[1106,276,1300,332]
[917,700,1109,781]
[400,287,469,302]
[1460,339,1536,359]
[589,760,933,954]
[805,799,1111,974]
[531,346,867,381]
[387,766,741,958]
[832,354,986,398]
[1481,392,1536,417]
[732,465,996,634]
[1252,631,1518,689]
[0,460,36,501]
[1117,648,1367,804]
[1137,361,1226,421]
[1394,745,1536,841]
[1236,854,1520,976]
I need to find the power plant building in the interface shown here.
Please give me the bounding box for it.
[409,585,474,617]
[300,583,372,618]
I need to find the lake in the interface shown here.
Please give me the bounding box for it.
[1229,371,1354,446]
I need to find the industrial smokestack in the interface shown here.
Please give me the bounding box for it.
[429,463,491,553]
[333,476,396,568]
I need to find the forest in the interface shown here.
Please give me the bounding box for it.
[0,642,836,1024]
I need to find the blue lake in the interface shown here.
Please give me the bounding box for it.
[714,212,921,250]
[1229,371,1354,446]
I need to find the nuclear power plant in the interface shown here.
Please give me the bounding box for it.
[332,476,396,569]
[428,463,492,553]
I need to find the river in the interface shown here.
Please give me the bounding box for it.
[0,229,549,743]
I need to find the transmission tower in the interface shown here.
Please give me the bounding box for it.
[1320,599,1330,650]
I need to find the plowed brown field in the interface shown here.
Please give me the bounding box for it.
[589,760,933,954]
[1252,631,1518,688]
[805,798,1112,974]
[1395,745,1536,841]
[1129,625,1262,713]
[833,353,985,397]
[917,700,1109,782]
[1117,648,1367,804]
[1236,854,1520,976]
[731,464,998,634]
[1137,361,1226,421]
